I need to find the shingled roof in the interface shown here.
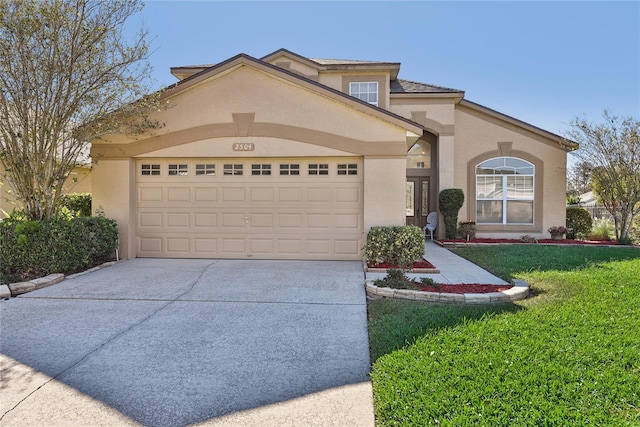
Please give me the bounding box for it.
[391,79,462,94]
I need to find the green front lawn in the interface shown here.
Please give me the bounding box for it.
[369,245,640,426]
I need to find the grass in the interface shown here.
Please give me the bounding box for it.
[368,245,640,426]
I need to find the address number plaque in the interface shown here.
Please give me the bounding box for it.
[233,143,255,151]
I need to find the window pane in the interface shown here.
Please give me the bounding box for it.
[407,141,431,169]
[406,181,415,216]
[507,201,533,223]
[476,176,503,199]
[476,200,503,223]
[507,176,534,199]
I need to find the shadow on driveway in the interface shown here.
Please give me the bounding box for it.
[0,259,373,426]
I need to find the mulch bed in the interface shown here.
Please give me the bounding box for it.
[418,283,513,294]
[366,260,436,269]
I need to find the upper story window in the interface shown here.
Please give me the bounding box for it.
[349,82,378,106]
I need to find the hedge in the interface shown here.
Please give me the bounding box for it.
[566,206,593,239]
[364,226,425,268]
[0,216,118,284]
[57,193,92,217]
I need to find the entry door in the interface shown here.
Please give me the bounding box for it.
[406,177,430,228]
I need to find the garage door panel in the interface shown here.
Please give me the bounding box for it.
[167,238,190,253]
[194,188,217,202]
[167,187,190,202]
[222,188,245,202]
[166,212,190,228]
[136,158,363,260]
[194,213,217,228]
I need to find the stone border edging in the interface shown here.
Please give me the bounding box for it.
[0,261,117,299]
[436,240,634,249]
[365,278,530,304]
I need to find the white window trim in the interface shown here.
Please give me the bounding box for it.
[349,81,378,106]
[476,157,535,225]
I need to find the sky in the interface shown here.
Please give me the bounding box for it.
[130,1,639,142]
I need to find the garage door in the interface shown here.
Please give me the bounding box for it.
[135,158,363,260]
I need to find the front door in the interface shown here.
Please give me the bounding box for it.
[406,177,430,228]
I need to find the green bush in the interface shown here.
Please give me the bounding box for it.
[565,206,592,239]
[590,218,613,241]
[364,226,425,268]
[0,216,118,283]
[57,193,92,217]
[439,188,465,239]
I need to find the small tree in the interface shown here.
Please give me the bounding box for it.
[439,188,464,239]
[0,0,160,220]
[566,111,640,240]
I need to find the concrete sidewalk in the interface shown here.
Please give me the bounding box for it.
[366,241,509,285]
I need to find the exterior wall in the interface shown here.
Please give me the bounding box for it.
[0,165,92,215]
[263,54,319,79]
[91,159,134,259]
[92,63,413,259]
[454,104,568,238]
[363,157,406,229]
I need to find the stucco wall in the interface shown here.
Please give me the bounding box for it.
[92,159,134,259]
[0,165,92,215]
[454,104,568,238]
[363,157,407,229]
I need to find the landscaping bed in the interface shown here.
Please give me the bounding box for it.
[438,237,626,247]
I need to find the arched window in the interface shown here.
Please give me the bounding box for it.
[476,157,534,224]
[407,140,431,169]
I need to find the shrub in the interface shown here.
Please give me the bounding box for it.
[457,220,476,240]
[566,206,592,239]
[364,226,425,268]
[57,193,92,217]
[0,216,118,283]
[590,218,613,241]
[439,189,465,239]
[373,269,416,290]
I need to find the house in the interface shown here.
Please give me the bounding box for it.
[90,48,575,260]
[0,163,92,215]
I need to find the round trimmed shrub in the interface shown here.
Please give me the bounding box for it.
[566,206,593,239]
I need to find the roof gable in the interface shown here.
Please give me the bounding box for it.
[162,53,423,135]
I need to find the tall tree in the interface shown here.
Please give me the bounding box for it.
[566,160,593,197]
[0,0,159,220]
[566,111,640,240]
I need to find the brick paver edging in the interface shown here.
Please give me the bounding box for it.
[0,262,117,298]
[365,279,530,304]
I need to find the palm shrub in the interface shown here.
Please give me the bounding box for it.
[566,206,592,239]
[439,188,465,239]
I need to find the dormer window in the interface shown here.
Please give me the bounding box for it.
[349,82,378,106]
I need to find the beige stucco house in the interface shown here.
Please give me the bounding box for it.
[0,164,92,215]
[90,48,575,260]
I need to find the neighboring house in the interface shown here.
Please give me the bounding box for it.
[0,163,92,215]
[90,48,576,260]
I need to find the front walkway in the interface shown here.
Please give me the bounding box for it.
[365,241,509,285]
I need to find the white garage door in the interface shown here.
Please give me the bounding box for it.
[135,158,363,260]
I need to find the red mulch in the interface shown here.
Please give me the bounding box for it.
[418,283,514,294]
[367,260,436,269]
[441,238,619,245]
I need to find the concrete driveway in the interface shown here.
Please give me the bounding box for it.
[0,259,373,426]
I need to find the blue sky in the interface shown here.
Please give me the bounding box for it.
[132,1,639,139]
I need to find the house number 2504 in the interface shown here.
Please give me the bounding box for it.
[233,143,255,151]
